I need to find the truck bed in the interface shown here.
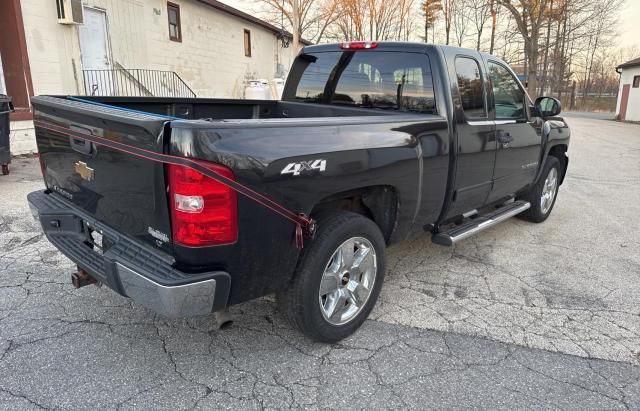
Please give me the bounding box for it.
[68,96,404,121]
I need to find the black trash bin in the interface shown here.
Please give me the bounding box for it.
[0,94,14,175]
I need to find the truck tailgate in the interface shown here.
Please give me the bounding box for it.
[32,96,174,254]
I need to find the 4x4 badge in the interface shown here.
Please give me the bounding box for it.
[75,161,94,182]
[281,159,327,176]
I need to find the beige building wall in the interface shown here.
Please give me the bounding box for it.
[13,0,295,154]
[20,0,293,98]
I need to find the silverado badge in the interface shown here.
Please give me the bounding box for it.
[75,161,94,182]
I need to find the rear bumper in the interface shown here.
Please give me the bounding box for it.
[27,190,230,318]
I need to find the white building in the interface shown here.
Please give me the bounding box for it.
[615,57,640,122]
[0,0,302,155]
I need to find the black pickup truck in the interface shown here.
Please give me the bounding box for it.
[28,42,569,342]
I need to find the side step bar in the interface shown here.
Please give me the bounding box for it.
[432,200,531,246]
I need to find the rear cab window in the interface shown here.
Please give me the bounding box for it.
[286,51,437,114]
[454,57,487,119]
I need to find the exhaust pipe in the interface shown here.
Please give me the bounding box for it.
[71,267,99,288]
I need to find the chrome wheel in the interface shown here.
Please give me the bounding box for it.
[540,167,558,215]
[318,237,377,326]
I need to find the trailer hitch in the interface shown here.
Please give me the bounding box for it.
[71,267,101,288]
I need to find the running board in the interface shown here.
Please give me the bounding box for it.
[432,201,531,246]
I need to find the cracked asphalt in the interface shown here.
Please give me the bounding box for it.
[1,114,640,410]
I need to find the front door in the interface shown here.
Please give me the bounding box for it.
[446,53,496,218]
[619,84,630,121]
[78,7,112,95]
[485,60,542,202]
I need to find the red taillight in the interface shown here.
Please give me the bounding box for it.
[168,162,237,247]
[339,41,379,50]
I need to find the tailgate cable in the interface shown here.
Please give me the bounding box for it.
[34,119,317,249]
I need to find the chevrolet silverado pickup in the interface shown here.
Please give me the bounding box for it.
[28,42,569,342]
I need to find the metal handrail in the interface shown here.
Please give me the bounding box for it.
[82,68,196,98]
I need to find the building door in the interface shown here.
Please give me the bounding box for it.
[79,7,112,95]
[619,84,630,121]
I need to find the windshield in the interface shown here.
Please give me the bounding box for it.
[286,51,436,114]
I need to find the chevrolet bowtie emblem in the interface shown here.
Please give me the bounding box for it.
[75,161,94,182]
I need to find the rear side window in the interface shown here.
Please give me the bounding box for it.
[487,61,526,120]
[289,52,436,114]
[454,57,486,118]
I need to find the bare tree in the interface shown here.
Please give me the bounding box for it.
[422,0,442,43]
[442,0,455,44]
[329,0,417,41]
[467,0,493,50]
[452,0,470,46]
[496,0,550,97]
[258,0,339,57]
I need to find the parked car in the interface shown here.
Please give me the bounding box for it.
[28,42,569,342]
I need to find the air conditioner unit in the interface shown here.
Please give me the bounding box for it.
[56,0,84,24]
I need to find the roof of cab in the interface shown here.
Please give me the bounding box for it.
[301,42,435,54]
[300,42,506,63]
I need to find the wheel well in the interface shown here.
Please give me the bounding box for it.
[548,144,568,183]
[310,186,398,243]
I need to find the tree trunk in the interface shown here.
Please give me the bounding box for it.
[539,0,553,96]
[446,23,451,45]
[425,13,428,42]
[291,0,301,61]
[526,36,539,98]
[489,0,496,54]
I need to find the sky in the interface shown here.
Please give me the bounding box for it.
[223,0,640,50]
[619,1,640,49]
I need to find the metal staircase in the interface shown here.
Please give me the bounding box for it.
[82,65,196,98]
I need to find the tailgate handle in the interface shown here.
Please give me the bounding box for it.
[69,136,93,155]
[68,125,96,155]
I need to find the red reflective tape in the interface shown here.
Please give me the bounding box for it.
[34,119,315,247]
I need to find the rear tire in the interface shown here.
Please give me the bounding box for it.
[1,165,8,175]
[278,211,386,343]
[519,156,561,223]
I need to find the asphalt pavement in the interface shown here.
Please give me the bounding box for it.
[0,114,639,409]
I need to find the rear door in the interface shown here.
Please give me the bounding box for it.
[446,51,496,217]
[484,60,542,202]
[32,96,174,254]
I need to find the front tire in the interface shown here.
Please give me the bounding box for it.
[278,211,386,343]
[520,156,561,223]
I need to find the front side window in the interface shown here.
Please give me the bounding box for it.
[454,57,486,118]
[167,2,181,42]
[289,51,436,113]
[488,61,526,120]
[633,75,640,88]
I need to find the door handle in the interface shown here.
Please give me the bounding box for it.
[497,131,514,144]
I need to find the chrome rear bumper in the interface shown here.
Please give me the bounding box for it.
[28,190,230,318]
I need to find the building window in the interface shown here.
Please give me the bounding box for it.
[167,2,181,42]
[244,29,251,57]
[634,75,640,88]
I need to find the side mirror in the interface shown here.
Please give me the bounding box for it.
[535,96,561,117]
